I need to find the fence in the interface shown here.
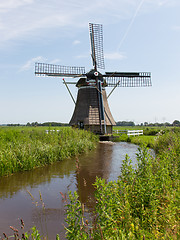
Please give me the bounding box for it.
[113,130,143,136]
[45,130,60,134]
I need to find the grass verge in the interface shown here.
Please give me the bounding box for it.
[113,134,156,149]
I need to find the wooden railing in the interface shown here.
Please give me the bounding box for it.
[113,130,143,136]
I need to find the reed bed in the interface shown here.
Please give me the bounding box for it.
[0,127,98,177]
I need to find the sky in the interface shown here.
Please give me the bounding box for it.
[0,0,180,125]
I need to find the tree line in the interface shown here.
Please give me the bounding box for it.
[116,120,180,127]
[3,120,180,127]
[6,122,69,127]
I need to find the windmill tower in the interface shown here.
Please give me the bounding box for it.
[35,23,151,135]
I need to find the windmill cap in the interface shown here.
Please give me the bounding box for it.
[86,69,104,81]
[76,69,107,88]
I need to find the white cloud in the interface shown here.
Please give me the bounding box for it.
[73,40,81,45]
[0,0,179,47]
[49,59,62,64]
[172,25,180,31]
[157,0,179,7]
[20,56,47,71]
[105,52,126,60]
[158,0,169,6]
[0,0,34,13]
[76,54,89,59]
[145,0,179,9]
[20,57,62,72]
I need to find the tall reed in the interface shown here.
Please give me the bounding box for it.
[0,127,98,177]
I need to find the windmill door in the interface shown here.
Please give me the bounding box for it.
[78,121,84,130]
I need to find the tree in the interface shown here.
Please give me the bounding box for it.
[173,120,180,126]
[144,122,148,126]
[116,121,135,126]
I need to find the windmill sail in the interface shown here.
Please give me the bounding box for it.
[35,63,86,77]
[89,23,105,70]
[104,72,151,87]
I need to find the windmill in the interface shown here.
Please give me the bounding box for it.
[35,23,151,135]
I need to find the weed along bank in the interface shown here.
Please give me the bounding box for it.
[0,127,98,177]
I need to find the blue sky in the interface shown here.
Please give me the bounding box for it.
[0,0,180,124]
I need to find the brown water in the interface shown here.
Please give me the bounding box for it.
[0,142,143,239]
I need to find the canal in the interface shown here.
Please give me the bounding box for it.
[0,142,145,239]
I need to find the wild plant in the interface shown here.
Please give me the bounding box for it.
[64,129,179,239]
[1,220,42,240]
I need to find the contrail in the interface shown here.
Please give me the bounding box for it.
[117,0,145,51]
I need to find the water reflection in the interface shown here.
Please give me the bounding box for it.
[0,157,76,199]
[76,142,114,208]
[0,142,142,239]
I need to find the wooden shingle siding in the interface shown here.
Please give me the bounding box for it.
[69,87,115,134]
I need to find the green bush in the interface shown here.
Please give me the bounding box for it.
[113,134,130,142]
[143,128,160,136]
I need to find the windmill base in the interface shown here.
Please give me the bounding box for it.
[71,124,114,135]
[84,125,113,135]
[99,135,119,141]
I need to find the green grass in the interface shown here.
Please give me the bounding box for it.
[112,126,167,148]
[113,126,145,130]
[0,127,98,177]
[113,126,180,149]
[130,135,156,148]
[113,133,156,149]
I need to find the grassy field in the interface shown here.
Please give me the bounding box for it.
[112,126,175,149]
[113,125,168,133]
[0,126,98,177]
[113,125,162,130]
